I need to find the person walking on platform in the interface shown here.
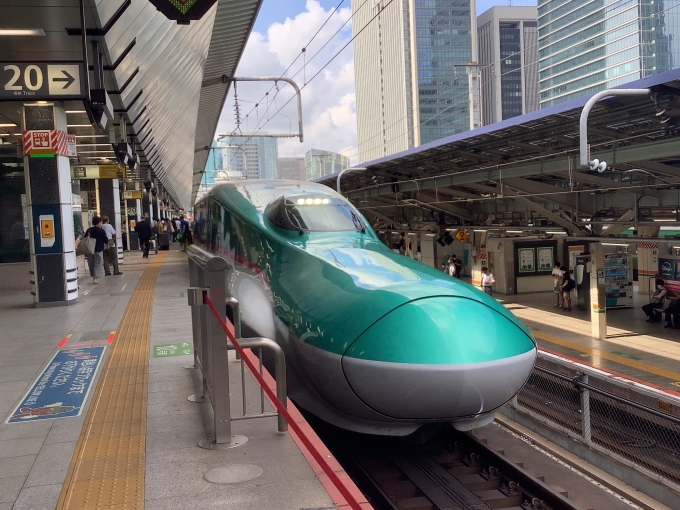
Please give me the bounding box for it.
[481,266,495,296]
[179,215,192,251]
[101,216,122,276]
[135,214,152,258]
[552,261,564,309]
[173,217,180,242]
[643,279,668,322]
[447,257,456,277]
[83,216,108,284]
[452,255,463,279]
[560,267,575,311]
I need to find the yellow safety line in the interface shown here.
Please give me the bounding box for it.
[56,252,167,510]
[534,331,680,383]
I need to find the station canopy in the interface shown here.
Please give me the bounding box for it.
[318,69,680,234]
[0,0,262,209]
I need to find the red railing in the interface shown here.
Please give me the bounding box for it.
[204,295,364,510]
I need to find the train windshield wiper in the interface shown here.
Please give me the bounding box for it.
[350,211,366,234]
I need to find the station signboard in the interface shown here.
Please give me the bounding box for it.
[1,62,86,100]
[71,164,126,179]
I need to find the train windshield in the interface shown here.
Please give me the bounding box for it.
[268,195,366,234]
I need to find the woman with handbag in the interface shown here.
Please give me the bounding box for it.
[83,216,109,284]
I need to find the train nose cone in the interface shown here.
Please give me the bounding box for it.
[342,296,536,420]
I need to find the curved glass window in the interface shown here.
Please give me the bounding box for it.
[267,195,366,234]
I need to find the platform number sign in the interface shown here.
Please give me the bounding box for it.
[147,0,217,21]
[1,62,85,100]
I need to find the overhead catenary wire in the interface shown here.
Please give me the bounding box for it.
[224,0,396,171]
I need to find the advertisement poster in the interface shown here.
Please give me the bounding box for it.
[568,245,585,270]
[659,258,680,292]
[518,248,535,273]
[537,247,554,271]
[7,347,105,423]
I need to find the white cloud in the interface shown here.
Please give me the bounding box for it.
[215,0,358,165]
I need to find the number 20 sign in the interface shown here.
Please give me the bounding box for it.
[1,62,85,100]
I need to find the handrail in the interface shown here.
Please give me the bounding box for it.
[203,295,363,510]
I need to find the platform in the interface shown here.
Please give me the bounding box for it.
[497,287,680,395]
[0,248,362,509]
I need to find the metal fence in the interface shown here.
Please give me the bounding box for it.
[510,350,680,491]
[185,244,287,450]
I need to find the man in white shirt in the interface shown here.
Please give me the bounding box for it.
[481,266,495,296]
[552,261,564,309]
[101,216,122,276]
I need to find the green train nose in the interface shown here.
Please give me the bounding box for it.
[342,296,536,419]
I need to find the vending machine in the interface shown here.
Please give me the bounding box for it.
[604,254,634,308]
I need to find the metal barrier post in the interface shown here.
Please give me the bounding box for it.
[578,373,592,445]
[186,286,208,403]
[186,260,201,370]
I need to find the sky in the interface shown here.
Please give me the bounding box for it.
[214,0,537,167]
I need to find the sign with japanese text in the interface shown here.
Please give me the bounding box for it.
[153,342,193,358]
[6,347,105,423]
[67,134,77,157]
[1,62,86,100]
[518,248,535,273]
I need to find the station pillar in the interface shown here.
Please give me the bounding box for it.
[23,102,77,306]
[637,226,660,294]
[589,241,607,339]
[99,179,123,264]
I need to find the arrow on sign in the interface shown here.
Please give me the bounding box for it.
[52,70,75,90]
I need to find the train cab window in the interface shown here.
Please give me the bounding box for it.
[267,195,365,234]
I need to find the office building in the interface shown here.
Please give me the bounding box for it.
[305,149,350,181]
[478,6,538,124]
[219,132,278,180]
[277,157,306,180]
[538,0,680,108]
[352,0,476,162]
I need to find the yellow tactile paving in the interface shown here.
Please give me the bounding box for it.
[533,331,680,383]
[56,252,166,510]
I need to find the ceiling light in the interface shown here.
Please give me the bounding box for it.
[473,229,487,232]
[0,123,17,127]
[65,110,86,114]
[547,231,566,235]
[660,116,671,124]
[426,233,436,236]
[67,124,93,128]
[0,29,46,36]
[75,135,108,138]
[602,243,629,246]
[656,108,667,116]
[506,230,523,234]
[653,219,675,222]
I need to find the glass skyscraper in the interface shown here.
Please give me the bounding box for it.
[219,132,278,180]
[478,6,539,124]
[304,150,350,181]
[353,0,475,162]
[538,0,680,108]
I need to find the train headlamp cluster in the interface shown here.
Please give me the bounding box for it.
[296,198,331,206]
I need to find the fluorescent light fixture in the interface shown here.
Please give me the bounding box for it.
[653,219,675,222]
[673,246,680,249]
[75,135,108,138]
[426,233,436,236]
[0,123,17,127]
[391,232,399,234]
[473,229,487,232]
[547,231,566,235]
[602,243,629,246]
[0,29,46,36]
[67,124,93,128]
[65,110,86,114]
[506,230,523,234]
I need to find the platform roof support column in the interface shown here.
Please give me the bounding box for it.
[23,102,77,306]
[589,242,607,339]
[99,179,123,264]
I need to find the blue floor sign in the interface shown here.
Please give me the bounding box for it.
[7,347,105,423]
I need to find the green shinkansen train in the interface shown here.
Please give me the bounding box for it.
[194,180,536,435]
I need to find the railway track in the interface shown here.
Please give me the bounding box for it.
[312,418,585,510]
